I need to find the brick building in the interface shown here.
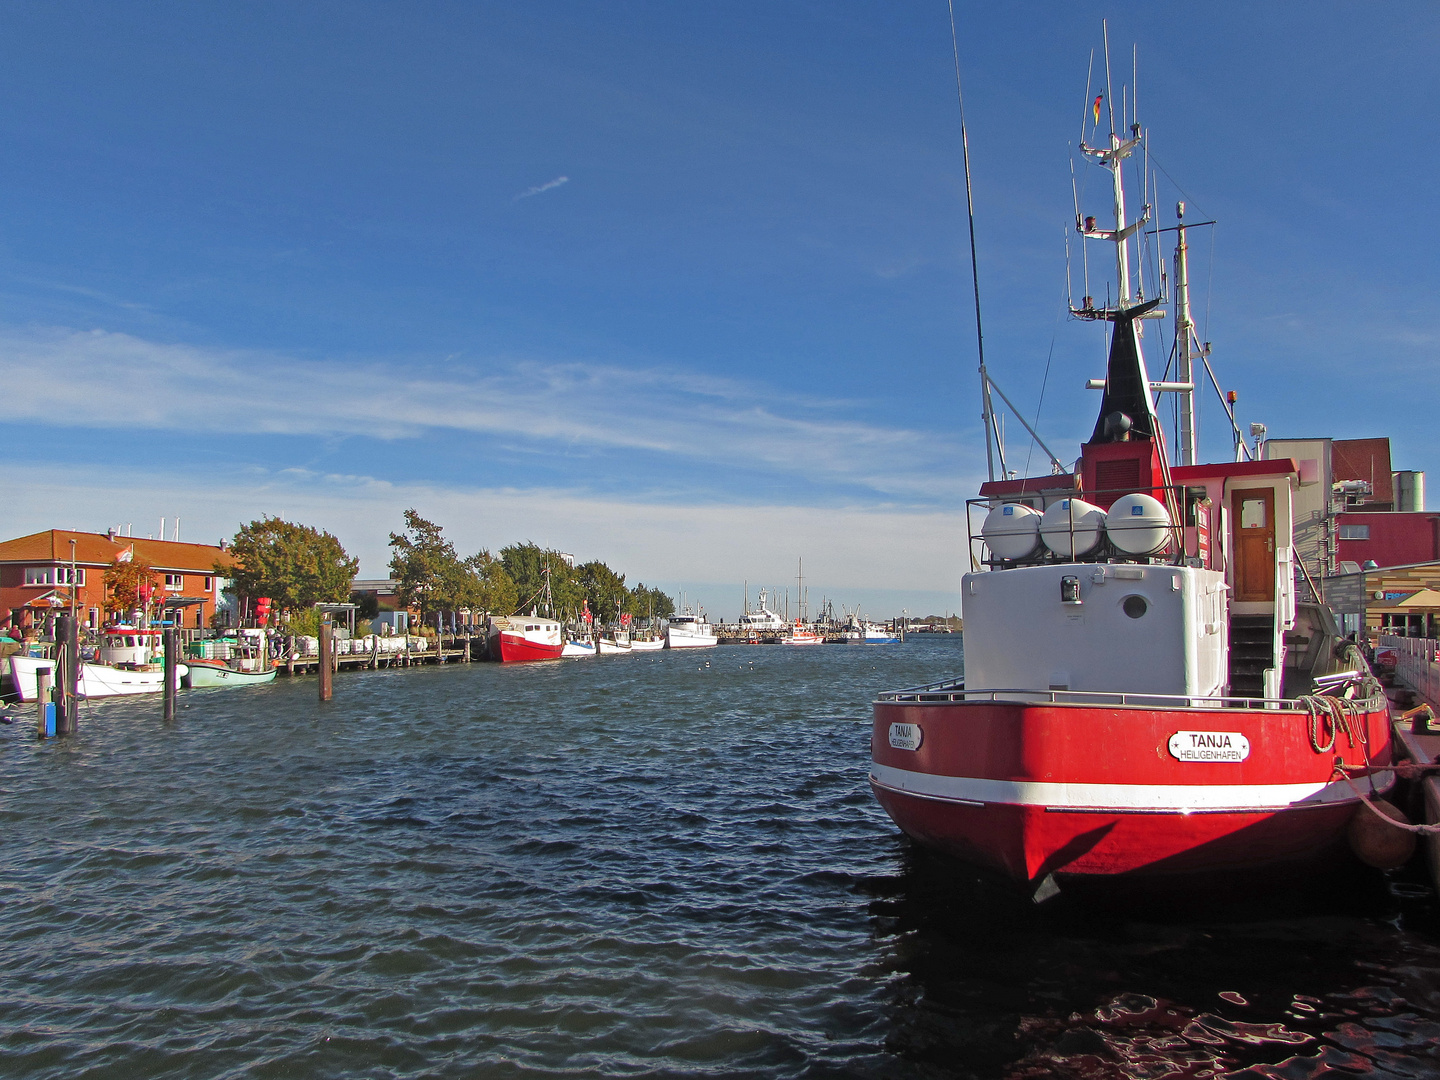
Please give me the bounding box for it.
[0,529,236,630]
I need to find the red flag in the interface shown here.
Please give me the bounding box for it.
[620,613,631,627]
[1092,94,1103,124]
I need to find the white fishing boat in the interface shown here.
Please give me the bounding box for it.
[597,625,632,654]
[8,626,188,700]
[665,612,717,649]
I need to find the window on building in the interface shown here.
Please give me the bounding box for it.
[24,567,85,586]
[1339,524,1370,540]
[203,576,214,591]
[165,573,184,588]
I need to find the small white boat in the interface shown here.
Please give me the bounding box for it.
[597,626,632,655]
[665,612,717,649]
[562,634,597,658]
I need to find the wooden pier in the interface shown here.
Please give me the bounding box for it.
[279,632,488,675]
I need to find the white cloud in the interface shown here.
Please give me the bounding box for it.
[0,463,970,613]
[0,324,968,500]
[514,175,569,200]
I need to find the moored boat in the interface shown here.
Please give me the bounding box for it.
[184,658,278,688]
[489,614,565,663]
[8,626,188,700]
[665,612,717,649]
[782,620,822,645]
[869,63,1393,893]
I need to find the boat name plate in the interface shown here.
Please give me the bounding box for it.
[1167,730,1250,763]
[888,722,923,751]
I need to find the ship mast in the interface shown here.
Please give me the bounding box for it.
[1172,202,1197,466]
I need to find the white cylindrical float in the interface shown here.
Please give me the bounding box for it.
[982,503,1042,561]
[1040,498,1106,558]
[1105,492,1173,555]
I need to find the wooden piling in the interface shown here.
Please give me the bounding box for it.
[55,613,78,735]
[163,627,178,721]
[371,633,379,670]
[36,668,52,737]
[318,619,334,701]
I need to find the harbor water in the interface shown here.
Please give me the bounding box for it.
[3,637,1440,1078]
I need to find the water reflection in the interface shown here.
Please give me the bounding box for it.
[864,843,1440,1078]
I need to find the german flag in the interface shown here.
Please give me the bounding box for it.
[1092,94,1103,124]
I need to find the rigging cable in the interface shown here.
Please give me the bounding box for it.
[1021,285,1064,480]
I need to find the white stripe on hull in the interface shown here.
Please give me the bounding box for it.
[869,762,1392,813]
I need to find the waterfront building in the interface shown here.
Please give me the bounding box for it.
[0,529,235,630]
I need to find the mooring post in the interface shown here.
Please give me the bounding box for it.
[55,613,79,735]
[36,668,54,738]
[371,632,379,670]
[163,627,178,721]
[318,617,334,702]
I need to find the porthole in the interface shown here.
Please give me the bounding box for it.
[1122,595,1148,620]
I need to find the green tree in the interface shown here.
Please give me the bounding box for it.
[499,542,584,618]
[389,509,461,624]
[390,510,519,623]
[225,517,358,613]
[463,550,519,617]
[576,560,628,623]
[630,582,676,619]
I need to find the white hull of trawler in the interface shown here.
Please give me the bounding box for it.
[631,638,665,651]
[666,628,717,648]
[8,654,189,701]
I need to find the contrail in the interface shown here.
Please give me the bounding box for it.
[515,175,569,200]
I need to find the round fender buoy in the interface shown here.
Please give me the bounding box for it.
[1347,799,1417,870]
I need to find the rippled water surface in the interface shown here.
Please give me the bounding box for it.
[3,638,1440,1078]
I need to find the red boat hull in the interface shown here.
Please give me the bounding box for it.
[493,632,564,663]
[871,697,1393,883]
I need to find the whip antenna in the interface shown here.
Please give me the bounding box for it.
[947,0,1003,482]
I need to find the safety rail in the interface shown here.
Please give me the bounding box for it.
[876,679,1385,713]
[1378,635,1440,708]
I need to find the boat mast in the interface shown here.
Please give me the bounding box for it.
[1172,201,1198,466]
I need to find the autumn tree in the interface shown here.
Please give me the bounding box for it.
[104,557,159,615]
[225,517,359,613]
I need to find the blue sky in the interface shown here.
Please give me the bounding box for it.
[1,2,1436,619]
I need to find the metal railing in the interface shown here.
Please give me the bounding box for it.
[876,678,1384,713]
[1378,635,1440,707]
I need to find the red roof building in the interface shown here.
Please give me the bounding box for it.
[0,530,236,630]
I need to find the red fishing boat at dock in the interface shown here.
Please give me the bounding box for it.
[870,58,1395,895]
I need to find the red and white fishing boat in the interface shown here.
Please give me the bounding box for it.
[488,614,564,663]
[870,71,1393,893]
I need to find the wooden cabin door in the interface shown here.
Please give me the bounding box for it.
[1233,487,1275,602]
